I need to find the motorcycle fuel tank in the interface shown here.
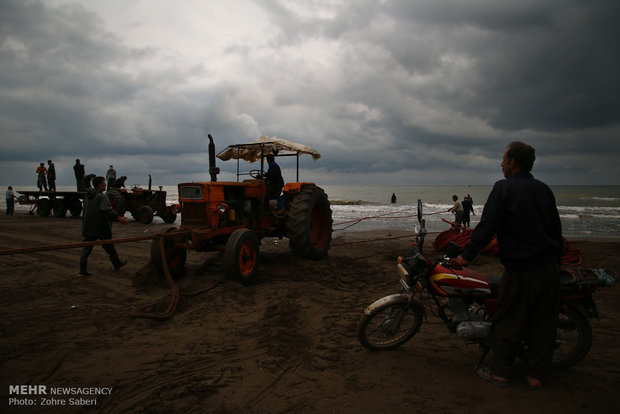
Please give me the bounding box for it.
[428,265,492,297]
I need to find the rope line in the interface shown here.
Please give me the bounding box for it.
[332,207,445,231]
[331,232,422,247]
[0,232,218,320]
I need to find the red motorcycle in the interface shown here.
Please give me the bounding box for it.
[357,200,616,369]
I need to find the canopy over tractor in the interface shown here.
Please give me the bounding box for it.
[217,136,321,182]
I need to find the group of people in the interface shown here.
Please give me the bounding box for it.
[448,193,475,227]
[102,164,127,190]
[74,160,124,192]
[35,160,57,192]
[32,159,125,193]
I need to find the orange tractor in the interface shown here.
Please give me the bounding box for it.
[150,135,333,284]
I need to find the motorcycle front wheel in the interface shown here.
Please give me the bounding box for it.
[357,297,424,351]
[552,305,592,369]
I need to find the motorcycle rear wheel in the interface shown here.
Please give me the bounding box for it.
[357,298,424,351]
[552,305,592,369]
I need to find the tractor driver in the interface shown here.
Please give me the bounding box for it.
[265,153,284,200]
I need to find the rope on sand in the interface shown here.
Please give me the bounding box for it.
[0,235,157,256]
[125,236,219,320]
[331,232,418,247]
[131,237,180,320]
[0,233,216,320]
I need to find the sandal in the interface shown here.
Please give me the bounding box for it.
[476,365,510,387]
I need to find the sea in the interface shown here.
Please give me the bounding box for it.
[323,184,620,240]
[4,184,620,240]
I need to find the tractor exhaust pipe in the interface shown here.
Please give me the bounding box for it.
[208,134,220,182]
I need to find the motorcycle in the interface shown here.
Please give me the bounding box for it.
[357,199,616,370]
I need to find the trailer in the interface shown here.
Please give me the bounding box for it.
[17,191,86,218]
[17,184,178,224]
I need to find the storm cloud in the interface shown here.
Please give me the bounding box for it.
[1,0,618,186]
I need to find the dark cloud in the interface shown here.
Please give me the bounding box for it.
[0,0,618,187]
[254,0,620,183]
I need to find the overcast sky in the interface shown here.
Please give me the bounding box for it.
[1,0,619,188]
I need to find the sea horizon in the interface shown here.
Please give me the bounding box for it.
[4,183,619,240]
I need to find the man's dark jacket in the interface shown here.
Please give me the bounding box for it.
[266,161,284,190]
[48,163,56,180]
[81,188,118,238]
[462,172,562,270]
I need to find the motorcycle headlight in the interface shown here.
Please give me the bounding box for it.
[398,263,412,288]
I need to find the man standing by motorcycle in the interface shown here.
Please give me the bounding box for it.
[451,141,563,390]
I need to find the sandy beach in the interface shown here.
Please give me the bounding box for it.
[1,213,619,413]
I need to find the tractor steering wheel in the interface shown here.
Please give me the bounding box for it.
[249,169,264,179]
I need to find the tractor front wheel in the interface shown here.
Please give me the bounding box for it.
[286,185,332,259]
[225,229,259,285]
[160,209,177,224]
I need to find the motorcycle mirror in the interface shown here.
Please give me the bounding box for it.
[417,218,427,250]
[420,218,426,234]
[417,199,423,223]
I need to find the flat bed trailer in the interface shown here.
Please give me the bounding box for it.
[17,186,178,224]
[17,190,86,217]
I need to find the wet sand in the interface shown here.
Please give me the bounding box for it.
[1,214,619,413]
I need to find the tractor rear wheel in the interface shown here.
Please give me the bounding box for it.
[150,227,187,278]
[286,185,332,259]
[106,189,126,216]
[225,229,259,285]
